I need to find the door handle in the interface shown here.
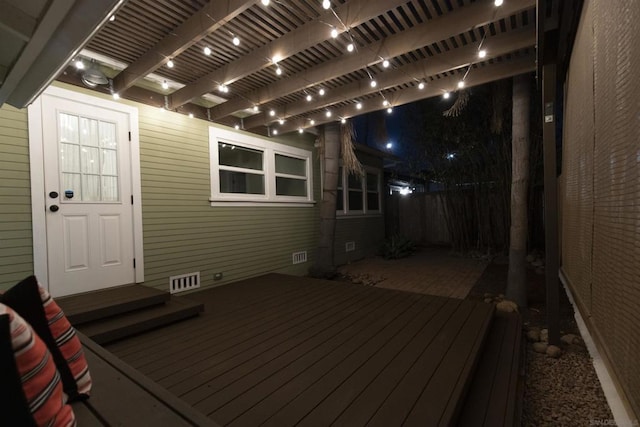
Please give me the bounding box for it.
[49,205,59,212]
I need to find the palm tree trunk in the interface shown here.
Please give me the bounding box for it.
[506,74,531,307]
[311,123,341,277]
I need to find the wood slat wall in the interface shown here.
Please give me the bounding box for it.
[0,105,33,289]
[561,0,640,418]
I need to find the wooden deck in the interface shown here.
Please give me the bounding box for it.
[105,274,494,426]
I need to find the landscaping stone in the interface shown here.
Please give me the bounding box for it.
[561,333,581,345]
[547,345,562,358]
[533,342,549,353]
[483,298,493,304]
[496,300,518,313]
[540,328,549,342]
[527,328,541,342]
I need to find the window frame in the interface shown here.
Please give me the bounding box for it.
[209,127,314,206]
[336,164,382,216]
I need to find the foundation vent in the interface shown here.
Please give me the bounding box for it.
[169,272,200,294]
[292,251,308,264]
[345,241,356,252]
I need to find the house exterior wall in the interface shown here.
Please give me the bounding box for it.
[0,82,320,292]
[0,105,33,287]
[561,0,640,417]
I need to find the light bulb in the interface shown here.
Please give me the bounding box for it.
[278,118,285,125]
[319,88,326,96]
[387,107,393,114]
[443,92,450,99]
[188,113,194,119]
[218,84,225,92]
[261,0,270,5]
[331,28,338,38]
[458,80,465,89]
[162,80,169,90]
[418,82,425,90]
[298,128,304,134]
[382,59,390,68]
[269,110,276,116]
[275,66,282,75]
[322,0,331,9]
[347,43,354,52]
[383,100,389,106]
[370,80,377,88]
[356,102,363,109]
[386,142,393,149]
[253,105,259,112]
[233,36,240,46]
[109,15,115,22]
[341,118,346,124]
[273,129,279,135]
[234,124,240,130]
[74,59,84,70]
[306,94,312,102]
[204,46,211,56]
[478,49,487,58]
[272,54,281,63]
[112,93,120,100]
[494,0,504,6]
[310,119,315,125]
[325,110,332,118]
[167,59,174,68]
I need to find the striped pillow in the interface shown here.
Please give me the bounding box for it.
[1,276,91,401]
[0,304,75,426]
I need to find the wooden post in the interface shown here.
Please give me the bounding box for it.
[542,63,560,346]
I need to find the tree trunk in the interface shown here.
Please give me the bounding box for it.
[506,74,530,308]
[311,123,341,278]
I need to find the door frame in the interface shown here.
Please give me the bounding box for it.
[28,84,144,292]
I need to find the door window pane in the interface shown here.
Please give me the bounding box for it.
[62,174,81,199]
[102,177,119,201]
[101,149,118,175]
[276,177,307,196]
[100,122,117,149]
[59,114,79,143]
[81,147,100,174]
[82,175,101,201]
[80,117,99,146]
[60,144,80,173]
[219,143,263,170]
[219,170,265,194]
[276,154,306,176]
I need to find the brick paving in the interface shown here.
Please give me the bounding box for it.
[337,247,488,299]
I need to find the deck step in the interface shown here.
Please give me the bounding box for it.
[57,284,170,325]
[77,297,204,345]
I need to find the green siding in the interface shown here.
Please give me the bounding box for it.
[0,104,33,290]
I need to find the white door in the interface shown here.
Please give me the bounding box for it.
[41,95,135,297]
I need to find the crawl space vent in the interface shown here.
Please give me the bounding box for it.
[170,272,200,294]
[345,241,356,252]
[292,251,308,264]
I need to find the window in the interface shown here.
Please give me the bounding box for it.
[336,166,381,215]
[210,127,313,205]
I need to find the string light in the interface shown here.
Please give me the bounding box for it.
[310,119,315,125]
[418,82,425,90]
[278,118,285,125]
[382,99,389,106]
[273,129,279,135]
[387,107,393,114]
[382,59,390,68]
[478,49,487,58]
[322,0,331,9]
[347,43,354,52]
[443,92,451,99]
[275,66,282,75]
[331,28,338,38]
[112,93,120,100]
[325,110,332,118]
[494,0,504,6]
[272,54,281,63]
[74,59,84,70]
[162,80,169,90]
[167,59,174,68]
[188,113,194,119]
[269,109,276,116]
[298,128,304,134]
[253,105,259,112]
[261,0,270,5]
[218,84,229,93]
[232,36,240,46]
[204,46,211,56]
[341,118,346,124]
[306,94,312,102]
[318,88,326,96]
[458,80,465,89]
[356,102,363,109]
[109,15,115,22]
[370,80,377,88]
[234,124,240,130]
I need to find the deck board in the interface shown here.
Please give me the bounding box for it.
[105,273,494,426]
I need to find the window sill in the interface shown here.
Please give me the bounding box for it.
[210,199,316,207]
[336,212,383,219]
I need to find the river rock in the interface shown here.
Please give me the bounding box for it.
[496,300,518,313]
[561,334,581,345]
[540,328,549,342]
[547,345,562,358]
[533,342,548,353]
[527,328,541,342]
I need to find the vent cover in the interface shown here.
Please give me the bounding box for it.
[292,251,307,264]
[345,241,356,252]
[169,272,200,294]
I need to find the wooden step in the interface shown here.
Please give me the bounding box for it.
[77,297,204,345]
[57,284,170,325]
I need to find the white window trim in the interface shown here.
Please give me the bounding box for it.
[209,127,314,206]
[337,165,382,217]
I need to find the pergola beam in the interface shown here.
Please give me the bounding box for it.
[169,0,419,108]
[206,0,535,120]
[112,0,252,94]
[245,27,535,129]
[276,54,535,134]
